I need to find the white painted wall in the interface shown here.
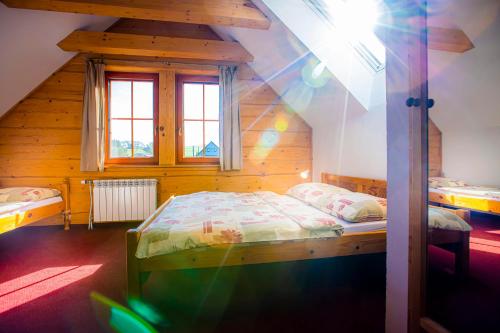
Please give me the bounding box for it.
[0,4,115,116]
[429,0,500,186]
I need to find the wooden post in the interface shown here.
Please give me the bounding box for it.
[63,178,71,230]
[383,1,429,332]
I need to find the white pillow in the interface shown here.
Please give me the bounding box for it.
[428,207,472,231]
[286,182,351,206]
[429,177,467,188]
[314,192,387,223]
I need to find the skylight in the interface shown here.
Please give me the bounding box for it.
[305,0,385,72]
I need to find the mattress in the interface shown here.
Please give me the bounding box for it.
[0,196,63,218]
[430,186,500,202]
[335,218,387,233]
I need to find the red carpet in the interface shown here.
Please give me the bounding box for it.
[428,212,500,333]
[0,224,132,333]
[0,213,498,333]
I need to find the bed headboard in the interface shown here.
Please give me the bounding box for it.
[321,173,387,198]
[321,173,470,223]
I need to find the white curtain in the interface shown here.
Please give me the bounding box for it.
[80,60,105,172]
[219,66,242,171]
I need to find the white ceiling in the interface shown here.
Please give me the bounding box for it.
[0,4,116,116]
[429,0,500,132]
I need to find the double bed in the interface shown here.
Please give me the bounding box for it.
[126,173,471,298]
[0,179,71,234]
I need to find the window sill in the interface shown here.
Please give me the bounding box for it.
[104,164,220,170]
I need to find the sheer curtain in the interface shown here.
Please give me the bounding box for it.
[80,60,105,172]
[219,66,242,171]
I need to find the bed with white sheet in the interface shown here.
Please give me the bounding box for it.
[428,177,500,214]
[0,183,71,234]
[126,173,472,298]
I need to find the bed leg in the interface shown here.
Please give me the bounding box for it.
[64,211,71,231]
[454,232,470,277]
[127,229,142,299]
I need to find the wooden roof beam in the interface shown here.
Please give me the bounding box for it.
[428,26,474,53]
[57,30,254,63]
[1,0,271,30]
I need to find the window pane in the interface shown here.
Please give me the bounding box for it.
[110,120,132,158]
[133,120,154,158]
[133,81,153,119]
[204,84,220,120]
[183,83,203,120]
[204,121,220,157]
[110,81,131,118]
[184,121,203,157]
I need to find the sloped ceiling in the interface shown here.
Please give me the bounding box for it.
[429,0,500,132]
[428,0,500,185]
[0,3,116,116]
[212,1,388,180]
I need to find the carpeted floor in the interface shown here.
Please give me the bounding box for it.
[0,213,498,333]
[427,212,500,333]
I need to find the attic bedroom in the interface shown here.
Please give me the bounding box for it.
[0,1,498,333]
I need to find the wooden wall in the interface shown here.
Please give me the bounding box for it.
[0,21,312,226]
[429,119,442,177]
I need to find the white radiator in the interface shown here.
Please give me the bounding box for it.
[91,179,157,223]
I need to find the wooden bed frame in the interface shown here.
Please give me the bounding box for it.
[429,189,500,215]
[0,178,71,234]
[126,173,471,298]
[321,173,471,275]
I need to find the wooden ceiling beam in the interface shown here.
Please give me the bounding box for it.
[57,30,254,63]
[428,26,474,53]
[1,0,271,30]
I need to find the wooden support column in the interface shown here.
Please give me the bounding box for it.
[383,1,429,332]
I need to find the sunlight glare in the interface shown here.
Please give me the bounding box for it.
[331,0,380,40]
[0,265,102,314]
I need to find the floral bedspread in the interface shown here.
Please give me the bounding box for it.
[136,191,344,258]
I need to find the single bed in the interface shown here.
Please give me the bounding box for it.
[126,173,471,298]
[0,179,71,234]
[429,184,500,215]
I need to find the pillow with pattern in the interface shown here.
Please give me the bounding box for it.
[286,182,352,206]
[429,177,467,188]
[314,192,387,223]
[428,207,472,231]
[0,187,61,203]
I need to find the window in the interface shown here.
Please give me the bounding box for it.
[304,0,385,72]
[105,72,159,165]
[176,75,220,164]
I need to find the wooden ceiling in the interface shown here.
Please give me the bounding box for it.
[58,30,254,62]
[428,26,474,53]
[1,0,271,29]
[1,0,473,63]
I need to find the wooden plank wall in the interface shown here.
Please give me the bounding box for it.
[0,21,312,226]
[428,119,442,177]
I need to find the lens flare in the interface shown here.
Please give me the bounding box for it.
[259,129,280,147]
[301,60,331,88]
[281,79,314,113]
[274,118,289,132]
[128,298,170,327]
[90,292,158,333]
